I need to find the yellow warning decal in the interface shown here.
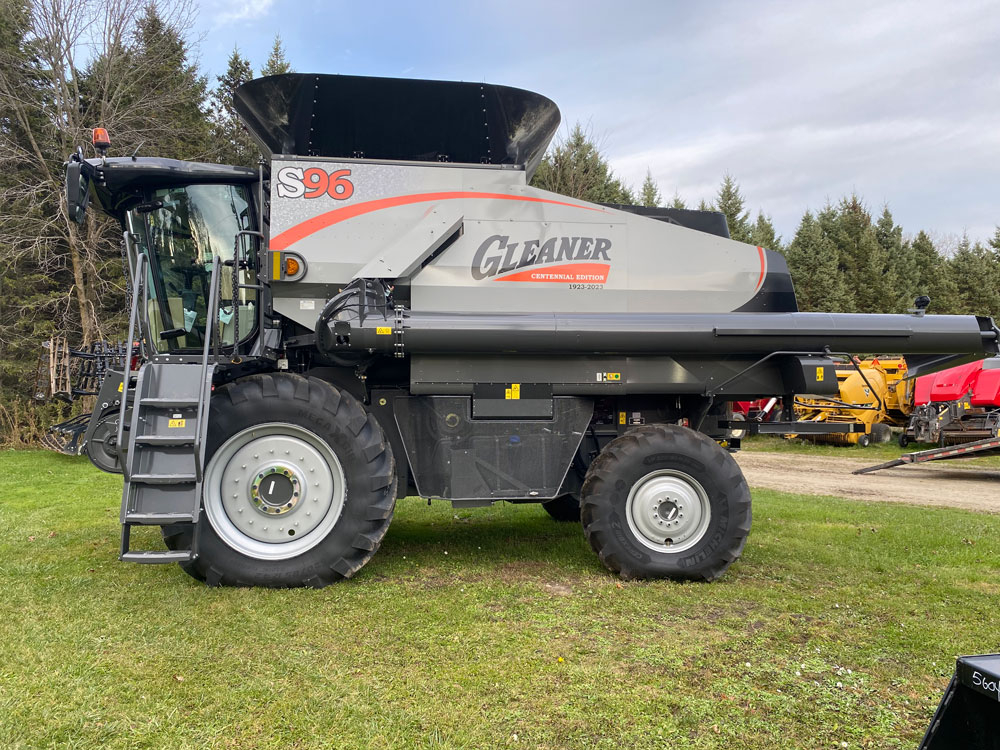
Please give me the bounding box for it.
[168,419,186,428]
[816,367,824,382]
[598,372,622,382]
[505,383,521,400]
[376,326,392,335]
[618,411,626,425]
[117,382,124,393]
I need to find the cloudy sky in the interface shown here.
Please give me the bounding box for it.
[192,0,999,246]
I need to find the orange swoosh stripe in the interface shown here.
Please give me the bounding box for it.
[270,191,607,251]
[755,246,767,292]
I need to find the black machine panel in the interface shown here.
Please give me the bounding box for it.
[233,74,561,179]
[394,396,593,501]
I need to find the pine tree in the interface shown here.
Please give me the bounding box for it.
[749,212,781,252]
[260,34,292,77]
[530,123,634,204]
[209,47,257,167]
[713,174,752,243]
[949,234,1000,318]
[668,192,686,210]
[783,211,850,311]
[639,170,661,208]
[910,231,960,314]
[128,6,212,160]
[820,195,897,313]
[874,206,917,312]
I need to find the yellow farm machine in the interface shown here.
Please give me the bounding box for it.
[793,357,911,446]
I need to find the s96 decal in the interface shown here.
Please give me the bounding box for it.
[276,166,354,200]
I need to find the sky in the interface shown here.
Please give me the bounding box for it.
[191,0,1000,246]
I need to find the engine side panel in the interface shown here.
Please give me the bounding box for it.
[268,158,793,327]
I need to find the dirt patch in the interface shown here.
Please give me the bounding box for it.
[735,451,1000,513]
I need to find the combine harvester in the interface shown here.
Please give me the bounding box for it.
[61,73,999,586]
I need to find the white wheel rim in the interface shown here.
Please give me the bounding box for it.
[625,469,712,554]
[203,423,346,560]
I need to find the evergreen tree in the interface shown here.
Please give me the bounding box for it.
[713,174,752,243]
[668,192,686,210]
[783,210,850,311]
[949,234,1000,318]
[639,169,661,208]
[260,34,292,77]
[990,226,1000,253]
[874,206,918,312]
[749,211,781,251]
[697,198,712,211]
[530,123,634,204]
[910,230,960,314]
[821,195,897,313]
[127,6,212,160]
[209,47,258,167]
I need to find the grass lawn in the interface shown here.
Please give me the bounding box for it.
[2,449,999,749]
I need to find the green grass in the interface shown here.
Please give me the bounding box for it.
[744,434,1000,468]
[2,450,999,749]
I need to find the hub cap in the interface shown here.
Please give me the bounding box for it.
[625,469,711,553]
[204,423,346,560]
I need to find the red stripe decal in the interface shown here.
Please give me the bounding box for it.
[270,192,606,251]
[755,246,767,292]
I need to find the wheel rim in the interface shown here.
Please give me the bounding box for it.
[88,413,124,473]
[203,423,346,560]
[625,469,712,553]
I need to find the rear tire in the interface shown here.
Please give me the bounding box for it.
[542,494,581,522]
[580,424,751,581]
[164,373,395,587]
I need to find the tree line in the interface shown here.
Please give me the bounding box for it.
[0,0,997,440]
[0,0,289,435]
[532,125,1000,318]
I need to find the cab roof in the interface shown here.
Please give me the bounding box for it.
[87,157,256,213]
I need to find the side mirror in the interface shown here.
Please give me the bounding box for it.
[65,158,91,224]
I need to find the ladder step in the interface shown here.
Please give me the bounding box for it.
[132,435,196,446]
[139,397,199,408]
[125,512,198,524]
[121,550,193,564]
[130,473,197,484]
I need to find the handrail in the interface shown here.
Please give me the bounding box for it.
[194,254,223,483]
[117,252,147,482]
[231,229,265,360]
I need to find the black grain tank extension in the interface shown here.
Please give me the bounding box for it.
[233,73,561,179]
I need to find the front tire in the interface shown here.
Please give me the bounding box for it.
[580,424,751,581]
[166,373,395,587]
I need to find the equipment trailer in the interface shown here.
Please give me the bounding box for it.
[64,74,1000,586]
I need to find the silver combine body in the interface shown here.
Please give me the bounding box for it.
[66,73,998,586]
